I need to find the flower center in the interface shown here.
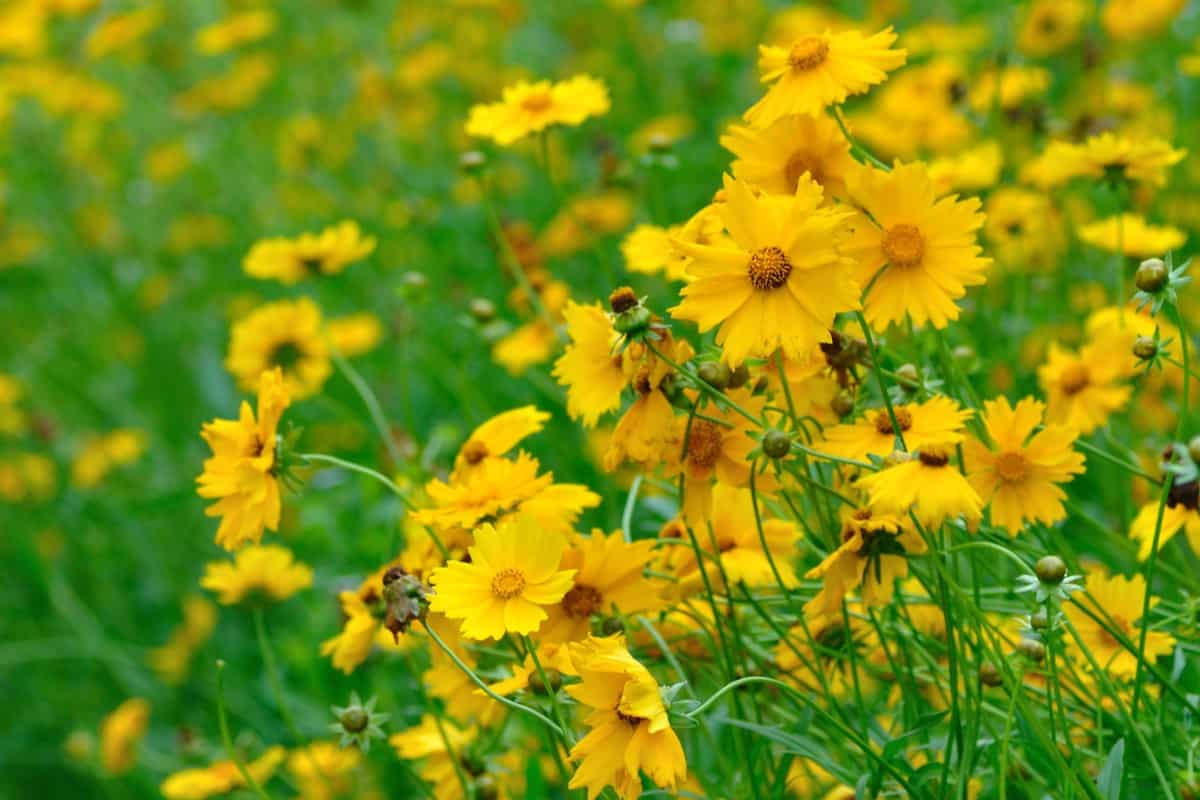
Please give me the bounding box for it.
[882,224,926,268]
[873,407,913,435]
[687,420,724,469]
[784,151,821,191]
[746,245,793,290]
[918,447,950,467]
[461,440,489,465]
[994,451,1028,482]
[561,584,603,618]
[490,568,526,599]
[1167,479,1199,510]
[615,709,645,726]
[788,36,829,71]
[520,92,553,113]
[268,340,303,370]
[1059,363,1090,395]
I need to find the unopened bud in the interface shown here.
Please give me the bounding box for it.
[762,430,792,460]
[895,363,920,388]
[459,150,487,172]
[1030,609,1050,631]
[727,363,751,389]
[979,662,1003,687]
[1188,436,1200,465]
[1034,555,1067,584]
[529,668,563,696]
[831,390,855,418]
[883,450,913,468]
[1017,638,1046,663]
[1132,335,1157,361]
[697,361,731,390]
[1135,258,1168,293]
[468,298,496,322]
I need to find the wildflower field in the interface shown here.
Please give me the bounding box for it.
[8,1,1200,798]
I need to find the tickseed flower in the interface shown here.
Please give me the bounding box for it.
[1037,343,1131,434]
[964,397,1085,535]
[1017,0,1089,56]
[1077,214,1186,259]
[200,544,313,605]
[390,715,478,799]
[329,692,389,752]
[566,634,688,800]
[148,596,217,685]
[745,27,906,125]
[669,173,859,365]
[194,8,276,55]
[554,301,628,427]
[71,428,147,489]
[242,220,376,284]
[321,562,412,674]
[669,388,766,523]
[160,746,286,800]
[287,741,361,799]
[1064,572,1175,678]
[1024,133,1185,189]
[465,74,610,146]
[818,395,972,461]
[196,367,291,551]
[805,507,924,617]
[99,697,150,775]
[428,515,576,640]
[451,405,550,479]
[856,445,983,529]
[1130,474,1200,560]
[1101,0,1187,42]
[843,160,990,331]
[225,297,330,398]
[721,113,854,198]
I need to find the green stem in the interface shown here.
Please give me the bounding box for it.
[855,311,907,452]
[329,346,404,469]
[215,660,272,800]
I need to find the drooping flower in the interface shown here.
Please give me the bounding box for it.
[668,388,765,522]
[201,544,313,605]
[243,220,376,284]
[818,395,972,461]
[856,446,983,528]
[465,75,610,146]
[1037,342,1131,434]
[225,297,330,398]
[721,113,854,199]
[160,746,286,800]
[1065,572,1175,677]
[452,405,550,479]
[805,507,925,617]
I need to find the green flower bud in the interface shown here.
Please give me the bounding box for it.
[697,361,731,389]
[1017,638,1046,663]
[1034,555,1067,584]
[762,430,792,460]
[1132,335,1157,361]
[727,363,751,389]
[1135,258,1168,293]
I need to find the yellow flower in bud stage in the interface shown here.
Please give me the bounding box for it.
[856,446,983,529]
[1102,0,1186,42]
[805,507,925,618]
[1130,481,1200,560]
[288,741,361,800]
[1024,133,1185,189]
[429,516,576,640]
[670,174,859,365]
[465,74,610,146]
[451,405,550,479]
[99,697,150,774]
[554,301,628,427]
[326,312,384,358]
[776,611,879,697]
[818,395,972,462]
[668,388,766,523]
[1077,214,1186,259]
[1037,342,1131,434]
[1018,0,1089,56]
[721,113,854,199]
[745,27,906,125]
[148,596,217,685]
[196,368,290,551]
[243,220,375,285]
[194,9,276,55]
[201,544,313,605]
[1065,572,1175,677]
[390,716,478,799]
[964,397,1085,534]
[226,298,330,398]
[71,428,147,489]
[160,746,286,800]
[566,635,688,800]
[843,160,990,332]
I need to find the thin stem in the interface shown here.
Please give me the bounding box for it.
[855,311,907,451]
[830,106,889,171]
[477,175,557,331]
[621,474,642,542]
[215,660,272,800]
[329,346,404,468]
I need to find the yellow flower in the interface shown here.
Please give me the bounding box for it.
[983,187,1066,271]
[621,223,693,282]
[197,368,290,550]
[1018,0,1090,56]
[554,301,627,427]
[965,397,1085,534]
[669,388,765,522]
[428,516,576,640]
[1024,133,1185,189]
[226,298,330,398]
[670,174,858,365]
[566,635,687,800]
[966,65,1050,113]
[721,113,854,199]
[1101,0,1185,41]
[452,405,550,479]
[194,9,276,55]
[148,596,217,684]
[326,312,384,357]
[856,446,983,529]
[390,715,477,799]
[1130,481,1200,560]
[927,141,1002,195]
[465,75,610,146]
[1037,342,1131,434]
[1065,572,1175,677]
[805,507,925,617]
[843,160,990,331]
[493,319,558,376]
[71,428,147,489]
[99,697,150,774]
[288,742,361,800]
[84,5,163,60]
[818,395,972,462]
[320,562,411,674]
[176,54,276,115]
[1077,214,1186,259]
[201,545,313,605]
[161,746,286,800]
[422,613,504,725]
[603,382,677,472]
[745,27,906,125]
[242,221,376,284]
[776,611,878,697]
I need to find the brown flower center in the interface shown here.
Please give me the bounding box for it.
[784,151,822,191]
[616,709,645,726]
[520,91,553,113]
[1059,363,1090,395]
[490,568,526,599]
[788,36,830,70]
[747,245,793,290]
[687,420,724,469]
[461,440,489,465]
[874,408,913,435]
[918,447,950,467]
[561,584,603,618]
[882,224,926,268]
[268,340,303,370]
[994,451,1028,482]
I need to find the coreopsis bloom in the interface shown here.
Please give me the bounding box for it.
[243,220,376,284]
[200,544,313,605]
[71,428,147,488]
[1025,133,1185,189]
[321,562,410,674]
[1077,214,1186,259]
[721,113,854,198]
[196,367,290,550]
[670,388,765,522]
[983,187,1065,271]
[819,395,972,461]
[745,27,906,125]
[805,507,925,617]
[927,141,1002,194]
[428,516,576,640]
[554,301,627,427]
[1018,0,1089,56]
[288,742,361,800]
[1065,572,1175,677]
[390,715,477,799]
[966,65,1050,113]
[670,174,859,365]
[226,297,330,398]
[148,596,217,684]
[194,9,276,55]
[856,446,983,528]
[452,405,550,479]
[622,211,726,282]
[160,746,286,800]
[965,397,1085,534]
[1037,343,1131,434]
[1130,478,1200,560]
[843,160,990,331]
[99,698,150,774]
[465,75,609,146]
[493,319,558,376]
[776,611,878,696]
[326,312,384,357]
[84,5,162,60]
[1101,0,1186,42]
[566,635,688,800]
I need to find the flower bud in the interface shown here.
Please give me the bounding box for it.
[1030,609,1050,631]
[600,616,625,635]
[1017,638,1046,663]
[1188,436,1200,465]
[883,450,913,468]
[609,286,639,314]
[1135,258,1168,293]
[953,345,975,362]
[895,363,920,388]
[1034,555,1067,584]
[697,361,731,389]
[831,389,855,418]
[1132,335,1157,361]
[612,305,652,336]
[339,707,368,733]
[647,133,673,153]
[727,363,751,389]
[468,298,496,323]
[762,430,792,460]
[459,150,487,173]
[979,662,1003,687]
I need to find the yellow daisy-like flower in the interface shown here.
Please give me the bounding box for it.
[288,741,360,800]
[326,312,384,358]
[566,634,688,800]
[452,405,550,479]
[1130,479,1200,560]
[319,560,415,674]
[554,301,627,427]
[390,715,477,799]
[966,65,1050,113]
[194,9,276,55]
[1101,0,1186,42]
[200,544,313,605]
[71,428,147,489]
[196,367,290,551]
[745,27,906,126]
[99,697,150,775]
[226,297,330,398]
[843,160,990,331]
[243,220,376,284]
[818,395,972,462]
[428,516,576,640]
[1037,342,1131,434]
[856,446,983,529]
[465,74,610,146]
[1065,572,1175,677]
[148,595,217,685]
[721,113,854,199]
[669,388,766,522]
[1077,214,1186,259]
[670,174,858,365]
[1025,133,1185,189]
[927,141,1003,195]
[983,187,1065,272]
[1018,0,1089,56]
[161,746,286,800]
[964,397,1085,535]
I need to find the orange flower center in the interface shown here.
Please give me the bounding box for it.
[784,151,822,191]
[520,91,553,112]
[687,420,724,469]
[882,224,926,268]
[561,584,603,618]
[994,451,1028,482]
[788,36,830,71]
[461,440,489,465]
[747,245,793,290]
[918,447,950,467]
[874,408,913,435]
[1060,363,1090,395]
[490,568,526,599]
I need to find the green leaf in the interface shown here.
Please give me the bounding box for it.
[1097,738,1125,800]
